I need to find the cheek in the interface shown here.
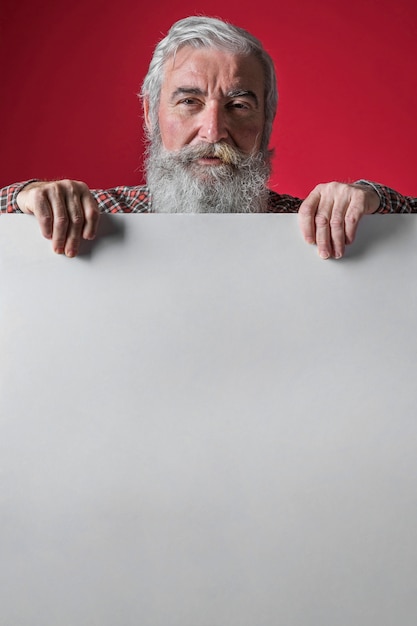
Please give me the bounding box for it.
[158,110,193,151]
[233,121,264,152]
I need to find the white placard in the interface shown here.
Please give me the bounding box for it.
[1,214,417,626]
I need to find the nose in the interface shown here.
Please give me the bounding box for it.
[198,103,229,143]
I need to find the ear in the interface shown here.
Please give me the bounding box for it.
[143,96,152,134]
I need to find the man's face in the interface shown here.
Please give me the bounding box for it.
[146,46,266,158]
[144,45,270,214]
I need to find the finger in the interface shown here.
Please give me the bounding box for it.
[344,203,362,246]
[80,190,99,241]
[314,199,334,260]
[329,202,347,259]
[27,191,54,240]
[298,189,321,244]
[64,184,99,257]
[63,186,85,258]
[47,185,70,254]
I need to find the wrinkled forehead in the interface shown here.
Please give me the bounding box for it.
[160,45,265,97]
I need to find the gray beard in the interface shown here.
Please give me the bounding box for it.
[145,138,271,214]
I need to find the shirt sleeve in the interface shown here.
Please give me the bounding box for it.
[356,180,417,214]
[0,180,38,214]
[91,186,150,213]
[0,182,151,214]
[266,191,302,213]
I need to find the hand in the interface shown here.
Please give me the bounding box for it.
[297,182,380,259]
[16,179,100,257]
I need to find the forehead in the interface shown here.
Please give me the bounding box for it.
[161,46,265,98]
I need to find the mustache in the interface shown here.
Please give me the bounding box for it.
[174,142,245,166]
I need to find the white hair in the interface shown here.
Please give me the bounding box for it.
[140,16,278,156]
[146,137,270,213]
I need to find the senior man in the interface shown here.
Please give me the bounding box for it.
[1,16,416,258]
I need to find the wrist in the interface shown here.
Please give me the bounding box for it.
[353,180,381,214]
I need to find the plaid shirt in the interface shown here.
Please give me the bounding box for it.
[1,180,416,214]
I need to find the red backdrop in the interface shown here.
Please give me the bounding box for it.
[1,0,416,198]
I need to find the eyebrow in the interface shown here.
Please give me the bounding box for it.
[170,87,207,100]
[170,87,259,106]
[227,89,259,106]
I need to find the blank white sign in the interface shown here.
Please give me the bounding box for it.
[1,214,417,626]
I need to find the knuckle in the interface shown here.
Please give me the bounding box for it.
[37,212,52,225]
[298,204,311,216]
[76,181,89,192]
[48,181,65,195]
[86,199,99,217]
[317,181,337,193]
[82,197,99,223]
[54,214,69,226]
[71,212,84,225]
[345,211,361,226]
[30,187,48,204]
[315,214,329,227]
[64,182,79,199]
[56,179,84,197]
[61,178,74,189]
[329,215,344,228]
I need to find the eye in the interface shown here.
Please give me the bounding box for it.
[178,98,201,107]
[227,99,254,113]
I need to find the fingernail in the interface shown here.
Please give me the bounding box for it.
[319,252,330,259]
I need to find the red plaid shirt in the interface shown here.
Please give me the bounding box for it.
[1,180,416,214]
